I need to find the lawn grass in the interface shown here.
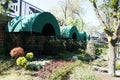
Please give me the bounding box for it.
[0,68,39,80]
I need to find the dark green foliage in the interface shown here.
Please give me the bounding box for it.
[43,38,66,55]
[76,49,91,61]
[66,40,87,52]
[78,53,91,62]
[94,43,108,58]
[0,45,6,54]
[109,0,119,8]
[45,56,53,60]
[95,48,102,56]
[94,43,108,49]
[0,45,7,59]
[66,40,79,52]
[79,49,85,54]
[55,52,76,60]
[43,37,87,56]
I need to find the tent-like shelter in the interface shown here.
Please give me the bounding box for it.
[6,12,60,36]
[78,32,85,41]
[78,32,90,41]
[60,26,79,39]
[86,33,90,41]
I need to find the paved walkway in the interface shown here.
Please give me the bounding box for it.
[94,71,120,80]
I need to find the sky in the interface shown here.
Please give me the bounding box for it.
[24,0,100,26]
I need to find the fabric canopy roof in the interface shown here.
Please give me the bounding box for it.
[60,26,79,39]
[86,33,90,41]
[78,32,90,41]
[78,32,86,41]
[6,12,60,36]
[5,12,90,40]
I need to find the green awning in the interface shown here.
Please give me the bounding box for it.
[78,32,90,41]
[60,26,79,39]
[86,33,90,41]
[78,32,85,41]
[6,12,60,36]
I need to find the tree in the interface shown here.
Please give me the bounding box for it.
[84,24,102,36]
[50,0,84,31]
[0,0,12,14]
[0,0,12,25]
[89,0,120,75]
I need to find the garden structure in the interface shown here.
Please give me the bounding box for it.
[0,12,90,54]
[60,26,79,39]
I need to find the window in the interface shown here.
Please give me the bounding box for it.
[16,5,18,11]
[14,5,15,9]
[29,11,31,14]
[11,5,12,8]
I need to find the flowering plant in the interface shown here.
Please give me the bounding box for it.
[10,47,24,58]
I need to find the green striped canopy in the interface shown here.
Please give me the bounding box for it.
[60,26,79,39]
[78,32,90,41]
[78,32,86,41]
[6,12,60,36]
[86,33,90,41]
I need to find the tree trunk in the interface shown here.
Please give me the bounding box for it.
[108,41,116,75]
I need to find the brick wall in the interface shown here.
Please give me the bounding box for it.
[0,26,5,46]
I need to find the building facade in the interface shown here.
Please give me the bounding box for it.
[8,0,44,17]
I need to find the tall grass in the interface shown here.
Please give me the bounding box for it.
[69,65,98,80]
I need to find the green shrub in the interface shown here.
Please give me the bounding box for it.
[26,61,43,71]
[92,59,108,67]
[16,57,27,67]
[94,43,108,57]
[54,52,77,60]
[77,49,91,61]
[0,45,6,55]
[66,40,87,52]
[48,60,82,80]
[46,56,53,60]
[95,48,102,56]
[56,53,66,59]
[116,62,120,70]
[26,52,34,61]
[80,49,85,54]
[43,39,66,55]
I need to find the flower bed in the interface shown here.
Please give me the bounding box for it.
[38,60,74,79]
[37,60,82,80]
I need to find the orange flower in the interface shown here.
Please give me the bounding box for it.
[10,47,24,58]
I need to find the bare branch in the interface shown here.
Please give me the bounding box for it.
[116,19,120,36]
[92,1,108,28]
